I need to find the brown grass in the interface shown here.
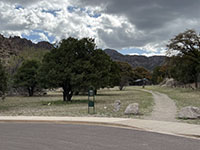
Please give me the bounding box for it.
[0,86,153,118]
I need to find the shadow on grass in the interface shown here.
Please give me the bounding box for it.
[41,98,108,106]
[41,99,89,106]
[96,94,120,96]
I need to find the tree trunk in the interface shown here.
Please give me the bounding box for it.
[195,80,198,89]
[194,74,198,89]
[62,85,73,102]
[94,89,97,95]
[74,91,79,95]
[63,91,67,101]
[119,85,123,91]
[27,87,34,96]
[67,91,73,101]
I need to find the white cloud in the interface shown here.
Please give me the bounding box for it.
[1,0,200,55]
[130,52,165,57]
[38,32,49,41]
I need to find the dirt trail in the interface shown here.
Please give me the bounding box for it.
[143,90,177,122]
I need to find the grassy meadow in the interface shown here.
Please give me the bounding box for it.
[0,86,153,118]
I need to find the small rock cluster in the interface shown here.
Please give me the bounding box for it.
[112,100,140,115]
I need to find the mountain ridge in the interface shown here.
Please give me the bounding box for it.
[104,49,166,71]
[0,34,54,59]
[0,34,166,71]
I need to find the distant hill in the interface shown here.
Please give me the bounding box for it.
[104,49,166,71]
[0,35,166,71]
[0,34,54,59]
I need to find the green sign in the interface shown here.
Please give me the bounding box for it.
[88,88,95,114]
[88,101,94,107]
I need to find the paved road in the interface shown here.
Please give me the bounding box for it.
[0,123,199,150]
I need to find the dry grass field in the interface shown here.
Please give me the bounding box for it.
[0,86,153,118]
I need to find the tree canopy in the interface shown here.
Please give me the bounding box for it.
[116,61,135,90]
[0,60,7,96]
[133,67,152,80]
[152,65,168,84]
[13,60,40,96]
[40,37,117,101]
[167,29,200,88]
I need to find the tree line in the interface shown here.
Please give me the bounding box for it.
[152,29,200,88]
[1,29,199,101]
[0,37,152,101]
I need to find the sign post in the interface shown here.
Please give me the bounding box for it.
[88,88,95,114]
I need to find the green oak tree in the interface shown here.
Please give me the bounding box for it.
[167,29,200,88]
[116,61,135,90]
[0,60,7,96]
[134,67,152,80]
[152,65,168,84]
[40,37,117,101]
[13,60,40,96]
[89,49,120,90]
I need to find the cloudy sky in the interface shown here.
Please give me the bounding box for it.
[0,0,200,56]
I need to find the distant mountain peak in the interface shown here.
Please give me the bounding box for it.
[104,48,166,71]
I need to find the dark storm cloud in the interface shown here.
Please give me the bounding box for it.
[78,0,200,31]
[0,0,40,6]
[76,0,200,52]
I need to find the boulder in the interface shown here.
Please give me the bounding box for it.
[178,106,200,119]
[113,100,121,112]
[161,78,175,87]
[124,103,139,115]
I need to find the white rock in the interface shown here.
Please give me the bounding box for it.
[124,103,139,115]
[178,106,200,119]
[113,100,121,112]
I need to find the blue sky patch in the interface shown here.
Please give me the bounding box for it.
[86,10,101,18]
[15,5,24,10]
[22,30,55,43]
[117,48,164,56]
[42,9,61,17]
[67,6,79,13]
[67,6,101,18]
[117,48,147,55]
[22,33,40,42]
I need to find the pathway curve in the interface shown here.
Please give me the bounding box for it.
[143,90,177,122]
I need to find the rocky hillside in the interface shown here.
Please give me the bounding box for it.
[104,49,166,71]
[0,35,166,71]
[0,34,54,59]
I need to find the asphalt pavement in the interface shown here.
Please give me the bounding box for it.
[0,123,200,150]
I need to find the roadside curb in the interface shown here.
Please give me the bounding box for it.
[0,119,144,130]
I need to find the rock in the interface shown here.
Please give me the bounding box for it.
[113,100,121,112]
[124,103,139,115]
[160,78,177,87]
[178,106,200,119]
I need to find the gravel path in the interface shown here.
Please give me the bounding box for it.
[143,90,177,122]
